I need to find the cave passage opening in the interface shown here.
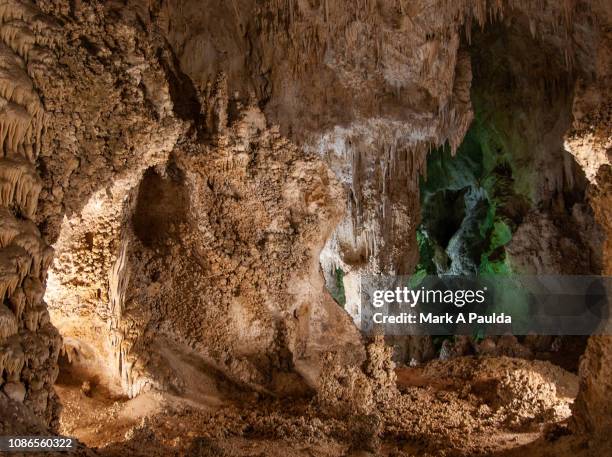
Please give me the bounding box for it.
[411,19,602,369]
[417,18,596,279]
[415,121,526,278]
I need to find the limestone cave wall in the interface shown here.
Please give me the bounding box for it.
[0,0,609,454]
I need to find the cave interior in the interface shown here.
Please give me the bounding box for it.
[0,1,610,456]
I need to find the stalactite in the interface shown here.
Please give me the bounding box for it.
[0,302,18,339]
[8,285,25,322]
[40,245,52,277]
[0,97,34,153]
[0,73,43,123]
[0,173,17,207]
[0,0,58,430]
[2,244,31,284]
[60,341,78,364]
[0,268,18,303]
[0,41,24,72]
[0,158,41,217]
[0,0,45,25]
[1,338,24,381]
[0,211,44,279]
[0,21,36,60]
[0,206,20,246]
[12,231,43,275]
[25,45,52,76]
[23,304,43,331]
[15,166,41,217]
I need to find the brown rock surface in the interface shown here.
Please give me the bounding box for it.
[0,0,609,456]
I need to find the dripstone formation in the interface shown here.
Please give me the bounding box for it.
[0,1,610,456]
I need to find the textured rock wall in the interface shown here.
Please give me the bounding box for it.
[0,0,609,444]
[36,0,186,391]
[0,0,62,428]
[567,0,612,440]
[4,0,186,427]
[148,0,612,438]
[106,101,363,397]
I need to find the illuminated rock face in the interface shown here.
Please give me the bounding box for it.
[0,0,609,449]
[102,105,363,398]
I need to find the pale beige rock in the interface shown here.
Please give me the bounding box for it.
[3,381,26,403]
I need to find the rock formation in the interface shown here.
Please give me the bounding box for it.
[0,0,61,429]
[0,0,610,455]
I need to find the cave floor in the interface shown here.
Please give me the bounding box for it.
[54,356,588,457]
